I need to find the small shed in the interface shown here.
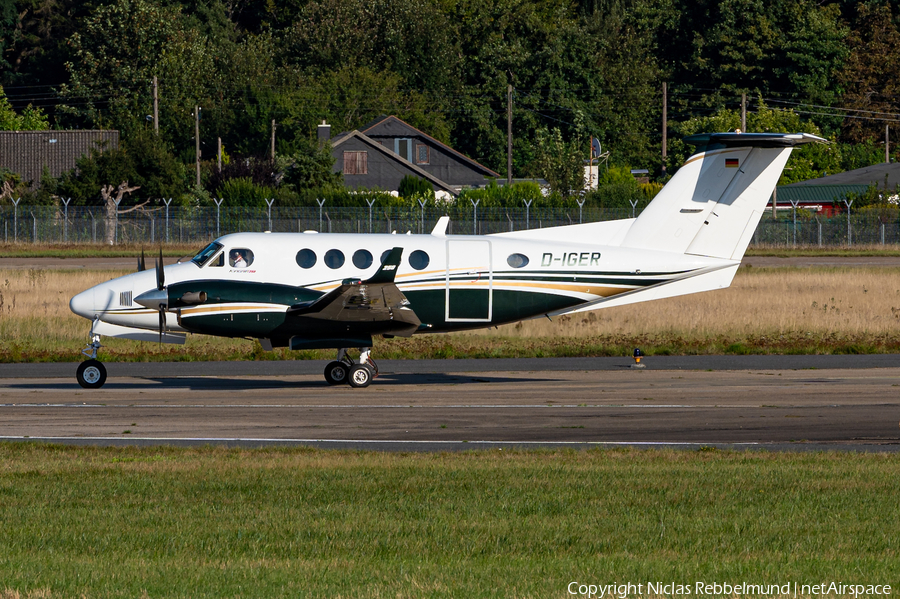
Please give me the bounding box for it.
[0,130,119,187]
[771,162,900,215]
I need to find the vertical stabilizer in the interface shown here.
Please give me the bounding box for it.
[621,133,824,260]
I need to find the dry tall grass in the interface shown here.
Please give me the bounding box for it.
[2,266,899,360]
[492,266,900,339]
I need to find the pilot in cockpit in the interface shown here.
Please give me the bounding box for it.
[231,250,248,268]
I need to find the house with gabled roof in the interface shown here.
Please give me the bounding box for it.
[325,115,501,197]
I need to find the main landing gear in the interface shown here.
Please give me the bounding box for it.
[324,348,378,388]
[76,330,107,389]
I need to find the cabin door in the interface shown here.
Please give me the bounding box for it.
[445,239,493,322]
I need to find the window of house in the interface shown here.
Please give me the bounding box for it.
[416,144,429,164]
[395,138,413,162]
[343,151,368,175]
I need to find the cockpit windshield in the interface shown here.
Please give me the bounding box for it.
[191,242,223,267]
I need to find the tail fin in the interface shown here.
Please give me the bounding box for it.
[621,133,823,260]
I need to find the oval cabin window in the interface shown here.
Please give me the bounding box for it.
[296,249,317,269]
[324,249,345,269]
[409,250,430,270]
[353,249,373,269]
[507,253,529,268]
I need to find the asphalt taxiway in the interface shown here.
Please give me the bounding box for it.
[0,356,898,452]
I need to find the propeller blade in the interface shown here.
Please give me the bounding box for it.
[156,248,165,291]
[138,249,146,272]
[158,305,165,344]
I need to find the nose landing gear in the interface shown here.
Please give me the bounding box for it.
[76,319,107,389]
[324,348,378,388]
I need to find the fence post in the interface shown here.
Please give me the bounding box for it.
[506,212,513,232]
[324,211,332,233]
[114,197,122,245]
[163,198,172,243]
[629,198,639,219]
[316,198,326,231]
[31,212,36,244]
[842,199,853,247]
[150,216,155,244]
[417,198,426,234]
[814,215,822,247]
[789,199,800,247]
[265,198,275,231]
[577,197,586,223]
[62,198,71,243]
[882,223,885,245]
[90,211,96,243]
[470,198,480,235]
[213,198,224,238]
[11,197,19,243]
[366,198,376,233]
[523,199,533,230]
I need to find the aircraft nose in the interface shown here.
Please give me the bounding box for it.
[69,288,95,319]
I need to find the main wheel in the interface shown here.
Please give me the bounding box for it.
[348,364,373,388]
[76,359,107,389]
[324,361,349,385]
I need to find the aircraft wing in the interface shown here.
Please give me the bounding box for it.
[286,247,421,336]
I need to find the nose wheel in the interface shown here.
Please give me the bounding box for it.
[76,328,108,389]
[76,359,107,389]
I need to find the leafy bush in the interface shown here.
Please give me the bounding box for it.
[457,180,543,208]
[215,177,276,208]
[398,175,435,202]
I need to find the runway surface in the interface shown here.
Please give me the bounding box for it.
[1,356,898,452]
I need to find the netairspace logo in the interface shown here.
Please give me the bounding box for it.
[567,581,893,598]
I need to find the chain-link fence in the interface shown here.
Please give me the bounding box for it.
[1,203,898,247]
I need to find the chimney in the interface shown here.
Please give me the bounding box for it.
[317,120,331,145]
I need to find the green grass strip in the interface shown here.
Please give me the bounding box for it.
[0,444,897,598]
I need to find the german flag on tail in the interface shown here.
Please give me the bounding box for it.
[725,158,739,168]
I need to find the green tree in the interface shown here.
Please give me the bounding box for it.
[57,130,186,206]
[0,86,49,130]
[664,100,884,184]
[654,0,847,104]
[530,127,585,197]
[837,3,900,143]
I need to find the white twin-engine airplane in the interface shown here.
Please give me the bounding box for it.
[69,132,822,389]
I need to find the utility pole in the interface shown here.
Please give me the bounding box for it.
[152,76,159,135]
[271,119,276,162]
[661,82,668,177]
[886,125,890,164]
[194,106,201,187]
[741,93,747,132]
[507,85,513,186]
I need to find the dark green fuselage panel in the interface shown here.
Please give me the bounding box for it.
[175,281,582,341]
